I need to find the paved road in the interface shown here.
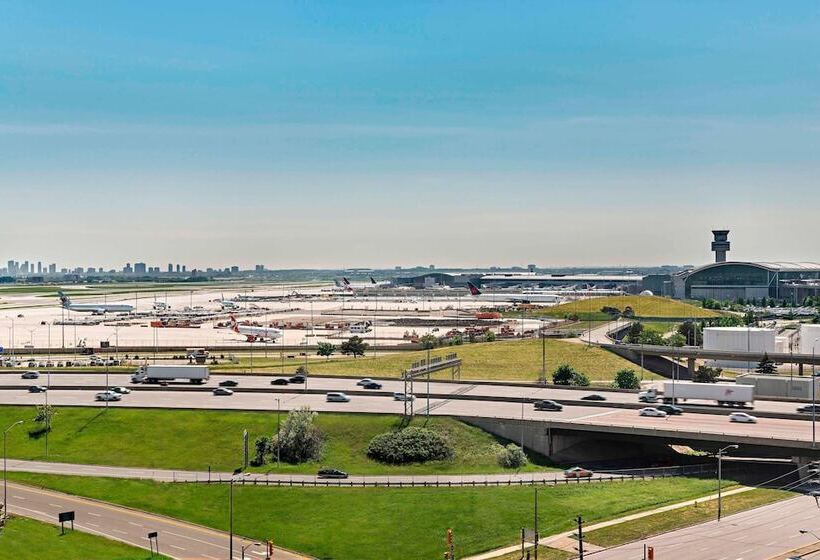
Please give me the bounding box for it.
[3,458,633,486]
[583,494,820,560]
[0,371,813,418]
[6,481,307,560]
[0,385,816,450]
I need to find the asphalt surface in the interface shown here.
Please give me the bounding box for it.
[0,374,817,449]
[6,481,307,560]
[583,494,820,560]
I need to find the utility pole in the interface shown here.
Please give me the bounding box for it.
[576,515,584,560]
[534,486,539,560]
[717,444,739,521]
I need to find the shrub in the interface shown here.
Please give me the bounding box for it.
[693,365,721,383]
[485,331,497,342]
[613,369,641,390]
[366,427,454,464]
[295,365,308,375]
[496,443,528,469]
[271,407,325,464]
[552,364,589,386]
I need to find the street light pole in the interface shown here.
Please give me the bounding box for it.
[275,398,281,468]
[717,444,739,521]
[813,340,818,449]
[3,420,24,513]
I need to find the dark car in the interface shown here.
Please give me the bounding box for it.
[219,380,239,387]
[797,404,820,414]
[289,374,306,384]
[533,399,563,411]
[656,404,684,415]
[271,378,289,386]
[28,385,48,393]
[317,468,349,479]
[363,382,383,390]
[581,394,606,401]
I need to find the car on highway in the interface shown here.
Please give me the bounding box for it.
[564,466,593,479]
[797,404,820,414]
[317,468,349,479]
[581,394,606,401]
[95,391,122,402]
[656,404,684,415]
[639,407,668,418]
[21,370,40,379]
[533,399,563,411]
[326,392,351,403]
[271,378,289,386]
[362,381,382,390]
[28,385,47,393]
[112,387,131,394]
[729,412,757,423]
[212,387,234,396]
[219,380,239,387]
[357,378,375,386]
[289,374,306,384]
[393,392,415,401]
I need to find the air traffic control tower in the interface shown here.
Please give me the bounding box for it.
[711,230,731,263]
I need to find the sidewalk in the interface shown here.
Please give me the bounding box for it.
[463,486,753,560]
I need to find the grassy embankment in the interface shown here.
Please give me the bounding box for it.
[6,474,729,560]
[0,406,553,474]
[214,337,651,381]
[525,295,723,321]
[0,515,167,560]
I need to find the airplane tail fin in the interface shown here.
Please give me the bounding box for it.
[229,314,240,333]
[466,282,482,296]
[58,291,71,306]
[370,276,377,285]
[342,277,353,291]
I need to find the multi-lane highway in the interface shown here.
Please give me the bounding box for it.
[1,372,819,450]
[7,481,307,560]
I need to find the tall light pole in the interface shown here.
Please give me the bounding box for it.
[813,339,818,449]
[3,420,24,512]
[228,469,245,560]
[275,397,281,468]
[717,444,739,521]
[241,542,262,560]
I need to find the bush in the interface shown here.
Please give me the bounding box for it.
[693,365,721,383]
[613,369,641,390]
[295,365,308,375]
[552,364,589,386]
[485,331,496,342]
[496,444,528,469]
[250,436,270,466]
[271,407,325,464]
[366,427,454,464]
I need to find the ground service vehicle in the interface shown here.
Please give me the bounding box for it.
[131,365,209,384]
[662,382,753,407]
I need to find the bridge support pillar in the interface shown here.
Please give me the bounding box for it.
[799,363,804,376]
[687,358,696,377]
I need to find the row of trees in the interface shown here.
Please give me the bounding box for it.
[315,336,370,361]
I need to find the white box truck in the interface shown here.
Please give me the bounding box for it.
[131,365,210,384]
[662,381,753,407]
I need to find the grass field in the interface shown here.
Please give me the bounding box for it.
[584,488,792,547]
[528,295,722,320]
[214,337,651,381]
[0,515,166,560]
[494,546,573,560]
[0,406,553,474]
[8,474,727,560]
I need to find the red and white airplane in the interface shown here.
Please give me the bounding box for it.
[228,315,283,342]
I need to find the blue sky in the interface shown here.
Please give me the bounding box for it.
[1,1,818,268]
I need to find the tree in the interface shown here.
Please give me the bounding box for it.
[419,334,437,349]
[621,306,636,318]
[316,342,336,360]
[677,321,703,346]
[552,364,589,386]
[496,444,528,469]
[340,336,369,358]
[638,331,666,346]
[250,436,271,466]
[271,407,325,464]
[626,322,645,344]
[571,371,590,387]
[295,364,308,375]
[485,331,497,342]
[449,335,464,346]
[666,333,687,347]
[30,404,55,437]
[743,311,757,326]
[755,353,776,374]
[613,369,641,390]
[693,365,721,383]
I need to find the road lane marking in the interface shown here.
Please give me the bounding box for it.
[128,521,142,527]
[170,545,185,551]
[11,495,26,500]
[112,529,128,535]
[165,529,224,548]
[87,511,102,517]
[48,503,63,508]
[573,409,622,421]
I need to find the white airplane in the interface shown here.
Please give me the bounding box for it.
[58,291,134,314]
[216,294,240,310]
[342,277,386,291]
[466,282,562,304]
[228,314,283,342]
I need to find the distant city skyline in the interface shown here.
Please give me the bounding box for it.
[1,2,818,267]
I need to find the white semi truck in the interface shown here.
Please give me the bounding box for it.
[661,381,754,407]
[131,365,210,384]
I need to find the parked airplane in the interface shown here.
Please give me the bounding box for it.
[228,315,283,342]
[466,282,562,304]
[216,294,240,310]
[58,292,134,314]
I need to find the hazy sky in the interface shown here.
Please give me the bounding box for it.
[1,1,819,269]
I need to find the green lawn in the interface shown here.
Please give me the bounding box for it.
[584,488,793,548]
[8,474,727,560]
[494,546,573,560]
[214,338,649,382]
[528,295,722,320]
[0,406,552,474]
[0,515,167,560]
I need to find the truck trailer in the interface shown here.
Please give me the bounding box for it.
[131,365,210,384]
[662,381,753,407]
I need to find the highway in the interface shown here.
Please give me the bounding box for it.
[0,378,818,450]
[6,481,307,560]
[584,494,820,560]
